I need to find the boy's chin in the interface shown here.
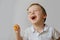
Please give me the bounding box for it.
[31,21,38,24]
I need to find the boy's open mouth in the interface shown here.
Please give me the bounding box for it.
[31,16,37,20]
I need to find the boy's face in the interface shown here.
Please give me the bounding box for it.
[27,5,46,24]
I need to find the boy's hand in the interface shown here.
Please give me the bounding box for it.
[13,24,20,33]
[13,24,23,40]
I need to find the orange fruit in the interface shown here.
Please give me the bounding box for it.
[13,24,20,31]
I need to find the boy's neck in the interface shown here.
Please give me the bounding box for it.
[33,22,45,33]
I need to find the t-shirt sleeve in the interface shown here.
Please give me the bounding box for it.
[21,29,28,40]
[53,28,60,40]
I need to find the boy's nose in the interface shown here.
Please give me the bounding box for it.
[31,11,35,14]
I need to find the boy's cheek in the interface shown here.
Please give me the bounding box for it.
[28,17,31,21]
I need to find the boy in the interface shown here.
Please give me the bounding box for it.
[13,3,60,40]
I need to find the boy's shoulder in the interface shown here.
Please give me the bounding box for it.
[44,24,54,31]
[24,26,33,33]
[21,26,32,36]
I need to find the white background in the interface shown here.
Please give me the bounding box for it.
[0,0,60,40]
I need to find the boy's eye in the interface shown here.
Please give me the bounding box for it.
[27,11,31,15]
[28,12,31,13]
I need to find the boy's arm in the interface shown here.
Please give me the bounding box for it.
[53,28,60,40]
[13,24,23,40]
[57,37,60,40]
[16,32,23,40]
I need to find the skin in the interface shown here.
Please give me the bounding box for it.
[57,37,60,40]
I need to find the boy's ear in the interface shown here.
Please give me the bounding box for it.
[43,15,47,19]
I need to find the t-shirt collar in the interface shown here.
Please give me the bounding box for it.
[31,24,49,33]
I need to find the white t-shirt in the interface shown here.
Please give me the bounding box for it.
[21,24,60,40]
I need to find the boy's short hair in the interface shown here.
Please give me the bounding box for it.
[27,3,47,22]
